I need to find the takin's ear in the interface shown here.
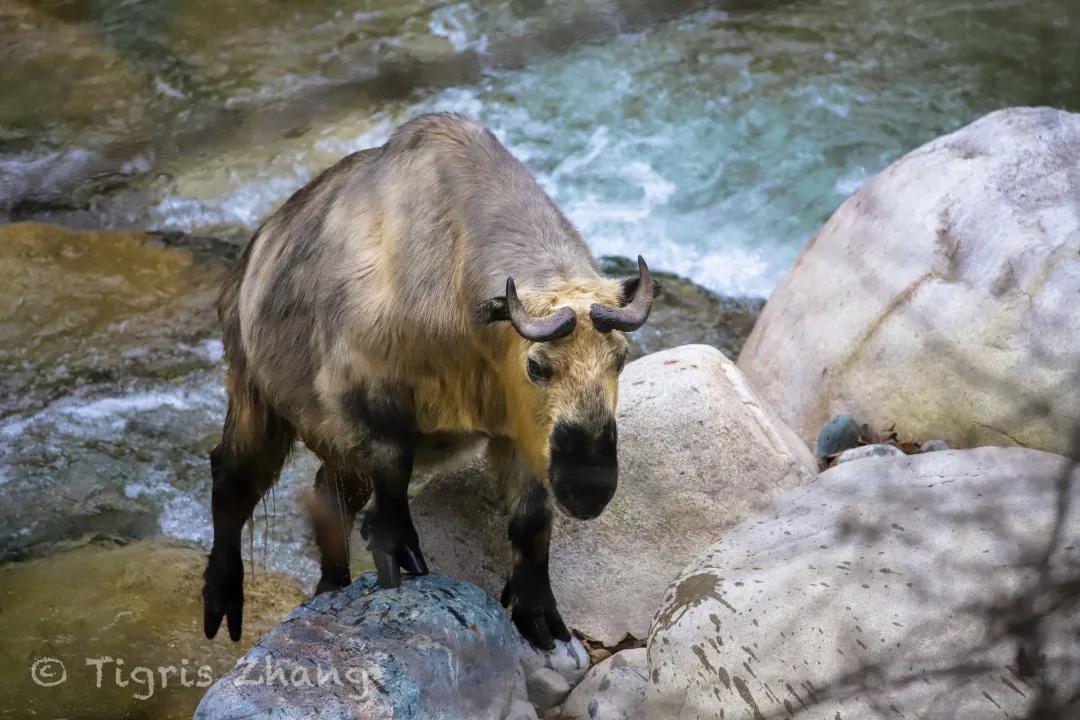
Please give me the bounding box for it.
[472,296,510,324]
[616,276,662,307]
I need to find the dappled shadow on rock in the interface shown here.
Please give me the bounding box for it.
[647,447,1080,719]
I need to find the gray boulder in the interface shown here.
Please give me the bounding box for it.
[413,345,817,645]
[195,573,535,720]
[647,448,1080,719]
[738,107,1080,455]
[559,648,648,720]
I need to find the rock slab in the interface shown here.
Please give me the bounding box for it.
[196,573,534,720]
[647,448,1080,719]
[738,107,1080,455]
[413,345,817,646]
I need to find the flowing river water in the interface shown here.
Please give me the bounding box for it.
[0,1,1078,716]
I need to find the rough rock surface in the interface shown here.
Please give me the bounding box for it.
[559,648,648,720]
[413,345,817,645]
[647,448,1080,719]
[196,573,534,720]
[738,108,1080,455]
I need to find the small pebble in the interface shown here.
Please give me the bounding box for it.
[920,439,950,452]
[836,443,904,465]
[526,668,571,711]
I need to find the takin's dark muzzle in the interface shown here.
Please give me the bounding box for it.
[548,418,618,520]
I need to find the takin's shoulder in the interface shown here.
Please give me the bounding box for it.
[384,112,501,157]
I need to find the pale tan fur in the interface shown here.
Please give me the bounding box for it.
[223,114,630,496]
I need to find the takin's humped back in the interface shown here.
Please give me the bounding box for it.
[204,112,655,649]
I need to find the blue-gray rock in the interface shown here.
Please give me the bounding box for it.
[815,413,861,458]
[835,442,904,464]
[194,573,532,720]
[920,438,950,452]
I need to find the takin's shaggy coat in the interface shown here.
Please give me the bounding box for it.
[203,113,654,649]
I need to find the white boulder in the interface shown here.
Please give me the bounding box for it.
[647,447,1080,719]
[738,107,1080,455]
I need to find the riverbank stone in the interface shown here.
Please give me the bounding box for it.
[739,107,1080,455]
[646,447,1080,719]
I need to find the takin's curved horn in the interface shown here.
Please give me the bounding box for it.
[590,255,654,333]
[505,277,577,342]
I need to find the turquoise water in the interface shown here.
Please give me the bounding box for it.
[3,0,1079,294]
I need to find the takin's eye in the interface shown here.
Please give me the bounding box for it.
[526,357,553,383]
[613,348,628,373]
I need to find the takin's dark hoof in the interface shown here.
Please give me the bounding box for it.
[361,509,430,590]
[314,572,352,596]
[501,576,572,650]
[203,550,244,642]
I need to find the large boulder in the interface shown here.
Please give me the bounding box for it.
[647,448,1080,719]
[0,538,304,720]
[413,345,817,646]
[738,107,1080,455]
[196,572,535,720]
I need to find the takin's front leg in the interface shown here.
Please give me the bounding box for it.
[340,385,429,590]
[501,479,572,650]
[359,442,429,589]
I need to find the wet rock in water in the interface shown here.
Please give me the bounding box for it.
[559,648,648,720]
[0,537,304,720]
[0,223,237,561]
[646,448,1080,719]
[835,442,905,464]
[815,413,861,459]
[413,345,817,646]
[599,256,763,361]
[196,572,534,720]
[738,107,1080,455]
[0,222,233,416]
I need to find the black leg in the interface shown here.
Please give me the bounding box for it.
[311,464,371,595]
[340,384,427,590]
[203,447,283,641]
[203,399,293,642]
[359,445,429,589]
[502,480,571,650]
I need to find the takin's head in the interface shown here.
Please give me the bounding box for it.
[474,257,655,520]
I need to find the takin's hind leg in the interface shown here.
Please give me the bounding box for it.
[203,403,294,642]
[310,463,372,594]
